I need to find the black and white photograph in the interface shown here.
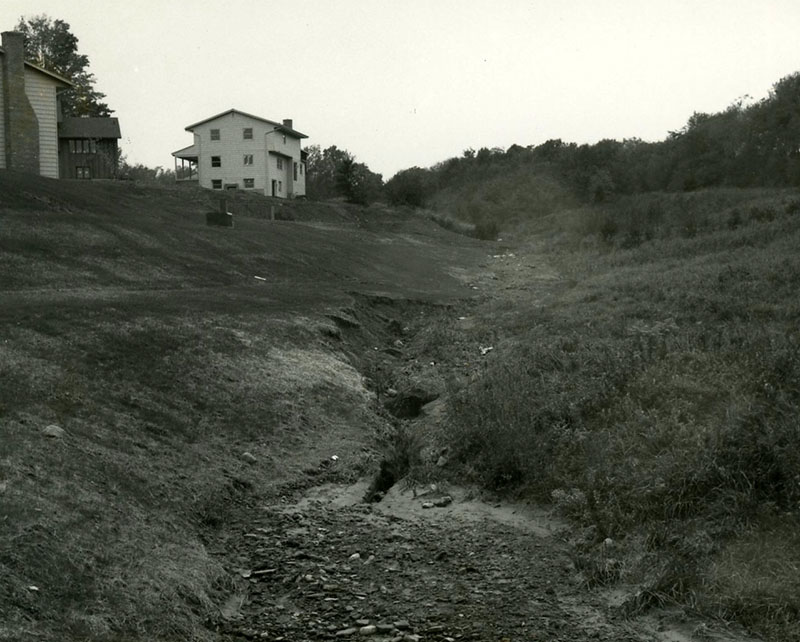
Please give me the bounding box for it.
[1,2,799,641]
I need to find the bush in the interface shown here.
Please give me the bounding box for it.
[385,167,433,207]
[473,218,500,240]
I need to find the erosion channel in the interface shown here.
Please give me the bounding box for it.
[208,241,758,642]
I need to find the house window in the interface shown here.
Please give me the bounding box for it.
[282,135,286,144]
[212,179,222,189]
[210,129,220,141]
[278,180,283,192]
[243,128,253,140]
[243,154,253,166]
[293,162,298,181]
[69,139,96,153]
[76,166,91,179]
[300,163,304,175]
[276,157,283,170]
[211,156,221,167]
[243,178,255,188]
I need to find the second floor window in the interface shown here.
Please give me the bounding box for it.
[276,157,283,170]
[243,128,253,140]
[243,154,253,166]
[69,139,97,154]
[210,129,220,140]
[211,156,221,167]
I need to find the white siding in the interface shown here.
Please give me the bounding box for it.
[24,70,60,178]
[0,66,5,169]
[193,132,205,188]
[297,159,306,196]
[191,111,305,197]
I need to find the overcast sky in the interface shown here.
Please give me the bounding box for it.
[2,1,799,178]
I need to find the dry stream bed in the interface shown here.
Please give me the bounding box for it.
[209,242,759,642]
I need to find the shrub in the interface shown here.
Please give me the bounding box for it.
[385,167,433,207]
[727,208,742,229]
[473,218,500,240]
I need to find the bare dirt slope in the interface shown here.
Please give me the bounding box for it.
[208,235,760,642]
[0,174,758,641]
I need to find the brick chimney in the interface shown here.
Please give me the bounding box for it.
[2,31,40,174]
[282,118,293,129]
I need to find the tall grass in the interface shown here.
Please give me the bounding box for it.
[429,167,579,229]
[443,186,800,640]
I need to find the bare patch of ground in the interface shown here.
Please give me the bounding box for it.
[212,475,759,642]
[206,230,760,642]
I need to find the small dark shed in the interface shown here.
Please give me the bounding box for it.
[58,116,121,179]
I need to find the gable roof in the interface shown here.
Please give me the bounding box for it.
[59,117,121,139]
[185,108,308,139]
[0,47,73,87]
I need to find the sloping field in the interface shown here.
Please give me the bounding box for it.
[0,173,488,641]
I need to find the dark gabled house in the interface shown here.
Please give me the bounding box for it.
[58,116,121,179]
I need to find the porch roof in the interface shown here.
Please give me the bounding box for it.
[172,144,198,160]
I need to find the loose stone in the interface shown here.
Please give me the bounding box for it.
[336,627,358,637]
[42,424,66,438]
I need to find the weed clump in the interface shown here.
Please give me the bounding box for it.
[364,424,422,502]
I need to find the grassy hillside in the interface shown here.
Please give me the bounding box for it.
[4,169,799,640]
[0,173,485,641]
[440,186,800,640]
[428,166,579,227]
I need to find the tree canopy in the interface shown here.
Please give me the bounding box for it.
[15,14,112,117]
[385,71,800,216]
[305,145,383,204]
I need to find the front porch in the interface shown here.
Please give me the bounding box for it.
[171,144,198,181]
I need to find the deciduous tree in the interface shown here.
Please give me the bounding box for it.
[15,14,112,117]
[306,145,383,203]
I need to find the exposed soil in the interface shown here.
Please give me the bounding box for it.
[211,479,758,642]
[0,176,763,641]
[204,235,760,642]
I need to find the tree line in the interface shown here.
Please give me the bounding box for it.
[17,14,798,208]
[384,72,800,210]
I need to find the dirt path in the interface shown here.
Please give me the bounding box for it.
[215,481,623,641]
[210,235,759,642]
[214,477,758,642]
